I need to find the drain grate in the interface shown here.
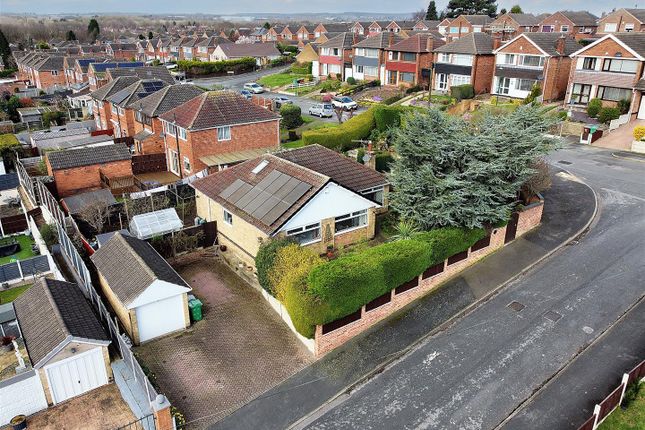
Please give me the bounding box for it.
[558,160,572,165]
[508,301,525,312]
[544,310,562,322]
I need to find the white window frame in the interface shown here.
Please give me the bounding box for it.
[223,209,233,225]
[560,25,569,33]
[217,126,231,141]
[183,156,191,173]
[286,222,321,245]
[334,209,368,235]
[604,23,617,33]
[624,23,635,32]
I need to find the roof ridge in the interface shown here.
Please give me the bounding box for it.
[152,86,171,116]
[191,92,209,129]
[117,233,159,282]
[40,279,71,337]
[266,153,331,183]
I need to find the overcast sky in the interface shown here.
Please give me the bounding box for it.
[2,0,640,16]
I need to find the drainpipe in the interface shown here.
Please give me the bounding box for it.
[173,113,184,179]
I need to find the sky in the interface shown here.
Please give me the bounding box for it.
[1,0,641,16]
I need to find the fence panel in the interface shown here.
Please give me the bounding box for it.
[0,213,29,235]
[0,262,20,283]
[598,384,623,423]
[16,159,37,207]
[36,180,65,227]
[19,255,50,276]
[627,360,645,385]
[132,153,167,175]
[577,415,596,430]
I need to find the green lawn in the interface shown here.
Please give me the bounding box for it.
[258,72,308,88]
[0,284,32,304]
[598,386,645,430]
[0,235,36,265]
[282,140,305,149]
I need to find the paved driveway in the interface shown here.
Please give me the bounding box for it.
[135,254,312,429]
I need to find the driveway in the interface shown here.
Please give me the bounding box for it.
[135,254,312,429]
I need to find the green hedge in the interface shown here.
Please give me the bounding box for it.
[177,57,256,76]
[375,152,394,172]
[255,238,294,293]
[279,226,486,337]
[598,107,620,124]
[373,105,416,132]
[302,107,376,151]
[450,84,475,101]
[587,98,602,118]
[280,104,303,129]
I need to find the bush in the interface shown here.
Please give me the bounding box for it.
[280,104,303,129]
[255,238,295,294]
[302,107,376,151]
[375,152,394,172]
[346,77,356,85]
[356,148,365,164]
[616,98,631,114]
[587,98,602,118]
[450,84,475,101]
[269,244,323,302]
[523,84,542,105]
[405,85,422,94]
[383,94,403,105]
[633,125,645,141]
[320,79,342,92]
[597,107,620,124]
[39,223,58,247]
[373,105,414,131]
[177,57,256,76]
[291,63,312,75]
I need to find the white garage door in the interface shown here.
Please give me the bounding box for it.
[45,347,108,404]
[136,294,185,343]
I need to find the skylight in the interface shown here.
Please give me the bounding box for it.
[252,160,269,174]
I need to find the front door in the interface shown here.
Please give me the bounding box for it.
[436,73,447,91]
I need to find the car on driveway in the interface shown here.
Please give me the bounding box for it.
[272,96,293,108]
[240,89,252,99]
[332,96,358,111]
[244,83,265,94]
[309,103,334,118]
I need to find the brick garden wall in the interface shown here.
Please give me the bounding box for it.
[516,199,544,238]
[49,159,133,198]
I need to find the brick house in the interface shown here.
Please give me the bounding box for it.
[492,33,579,101]
[68,58,106,87]
[129,84,205,155]
[296,25,314,41]
[32,56,66,90]
[180,37,205,61]
[319,33,364,80]
[538,11,598,39]
[313,23,350,38]
[46,144,133,197]
[349,22,372,36]
[210,43,282,66]
[352,32,405,83]
[566,33,645,119]
[158,91,281,177]
[91,76,139,130]
[437,18,453,36]
[367,21,391,36]
[107,79,169,138]
[385,21,416,34]
[489,13,542,41]
[87,61,144,90]
[433,33,495,95]
[597,9,645,34]
[192,152,381,268]
[413,20,441,32]
[446,15,493,42]
[195,36,231,61]
[279,25,295,41]
[385,33,444,87]
[106,42,139,60]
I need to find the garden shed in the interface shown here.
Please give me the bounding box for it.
[129,208,183,240]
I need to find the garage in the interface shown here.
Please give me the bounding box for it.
[135,294,187,343]
[45,347,109,404]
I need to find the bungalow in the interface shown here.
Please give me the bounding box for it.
[446,15,493,42]
[91,233,191,345]
[385,33,444,87]
[352,32,405,83]
[106,79,169,138]
[210,43,281,66]
[489,13,542,41]
[538,11,598,39]
[158,91,281,176]
[492,33,579,101]
[45,144,133,197]
[191,153,380,268]
[433,33,495,95]
[195,36,231,61]
[319,32,363,80]
[597,8,645,34]
[12,278,112,407]
[129,84,205,155]
[565,33,645,119]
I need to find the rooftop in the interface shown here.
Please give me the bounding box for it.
[46,144,131,170]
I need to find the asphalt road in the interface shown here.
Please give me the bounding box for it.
[301,143,645,429]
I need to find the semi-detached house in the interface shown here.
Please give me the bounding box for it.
[538,11,598,40]
[597,8,645,34]
[385,33,444,87]
[352,32,405,83]
[319,33,364,81]
[445,15,493,42]
[106,79,169,138]
[489,13,543,41]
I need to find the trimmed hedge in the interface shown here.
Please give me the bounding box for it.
[375,152,394,172]
[280,104,303,129]
[177,57,256,76]
[255,237,295,293]
[450,84,475,101]
[274,226,486,337]
[302,107,376,151]
[373,105,415,132]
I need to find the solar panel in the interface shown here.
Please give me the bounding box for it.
[141,80,165,92]
[109,88,130,104]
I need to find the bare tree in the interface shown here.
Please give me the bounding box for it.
[521,159,551,204]
[334,106,345,124]
[412,8,427,21]
[77,200,115,234]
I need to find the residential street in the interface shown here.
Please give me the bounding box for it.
[297,143,645,429]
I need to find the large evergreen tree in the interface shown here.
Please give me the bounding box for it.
[388,105,559,229]
[66,30,76,41]
[510,5,523,13]
[0,29,12,69]
[88,18,100,42]
[426,1,439,20]
[445,0,497,18]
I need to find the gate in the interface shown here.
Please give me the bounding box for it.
[505,212,519,244]
[115,413,156,430]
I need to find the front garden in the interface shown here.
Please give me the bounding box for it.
[258,63,313,88]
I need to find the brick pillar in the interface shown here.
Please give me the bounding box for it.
[152,394,173,430]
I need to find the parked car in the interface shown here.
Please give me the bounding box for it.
[273,96,293,108]
[309,103,334,118]
[243,83,265,94]
[332,96,358,111]
[240,89,252,100]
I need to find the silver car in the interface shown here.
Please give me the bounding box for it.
[309,103,334,118]
[243,83,265,94]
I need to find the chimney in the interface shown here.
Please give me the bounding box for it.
[556,34,566,55]
[426,35,434,52]
[388,31,394,47]
[492,37,502,50]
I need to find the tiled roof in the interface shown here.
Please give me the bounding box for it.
[90,61,144,73]
[47,144,131,170]
[613,33,645,58]
[320,23,351,32]
[90,233,189,307]
[191,154,329,234]
[461,15,494,26]
[434,32,494,54]
[107,79,169,107]
[197,36,232,47]
[217,42,281,58]
[14,278,110,366]
[519,33,581,56]
[507,13,541,26]
[625,8,645,23]
[415,20,441,29]
[109,42,138,51]
[321,32,363,49]
[275,144,388,193]
[90,76,140,101]
[106,66,175,85]
[34,56,65,71]
[159,91,280,131]
[130,84,205,117]
[353,32,405,49]
[386,33,444,52]
[558,11,599,26]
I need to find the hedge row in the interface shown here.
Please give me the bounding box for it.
[177,57,256,76]
[450,84,475,101]
[270,226,486,338]
[255,237,294,293]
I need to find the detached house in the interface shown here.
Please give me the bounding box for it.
[210,43,281,66]
[385,33,444,87]
[192,152,381,268]
[195,36,231,61]
[597,9,645,34]
[319,33,363,80]
[352,32,405,83]
[489,13,542,41]
[493,33,579,101]
[538,11,598,39]
[446,15,493,42]
[433,33,495,95]
[566,33,645,119]
[158,91,281,176]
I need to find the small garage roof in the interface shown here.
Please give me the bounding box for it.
[13,279,110,368]
[61,189,117,215]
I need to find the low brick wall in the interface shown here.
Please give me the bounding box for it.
[516,199,544,238]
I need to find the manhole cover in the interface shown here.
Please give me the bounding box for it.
[508,301,525,312]
[558,160,573,165]
[544,310,562,322]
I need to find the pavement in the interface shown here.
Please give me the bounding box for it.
[210,146,598,430]
[501,297,645,430]
[295,143,645,429]
[592,119,645,151]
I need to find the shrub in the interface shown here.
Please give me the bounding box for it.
[383,94,403,105]
[587,98,602,118]
[280,104,303,129]
[356,148,365,164]
[617,98,631,114]
[39,223,58,247]
[346,77,357,85]
[414,227,487,266]
[255,238,295,294]
[375,152,394,172]
[523,84,542,105]
[177,57,256,76]
[450,84,475,101]
[597,107,620,124]
[269,244,323,303]
[373,105,414,132]
[405,85,422,94]
[633,125,645,141]
[302,107,376,151]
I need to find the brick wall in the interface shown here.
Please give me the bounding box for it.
[472,55,495,94]
[543,56,573,101]
[516,199,544,237]
[49,159,133,198]
[34,70,66,90]
[597,11,645,34]
[133,118,166,155]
